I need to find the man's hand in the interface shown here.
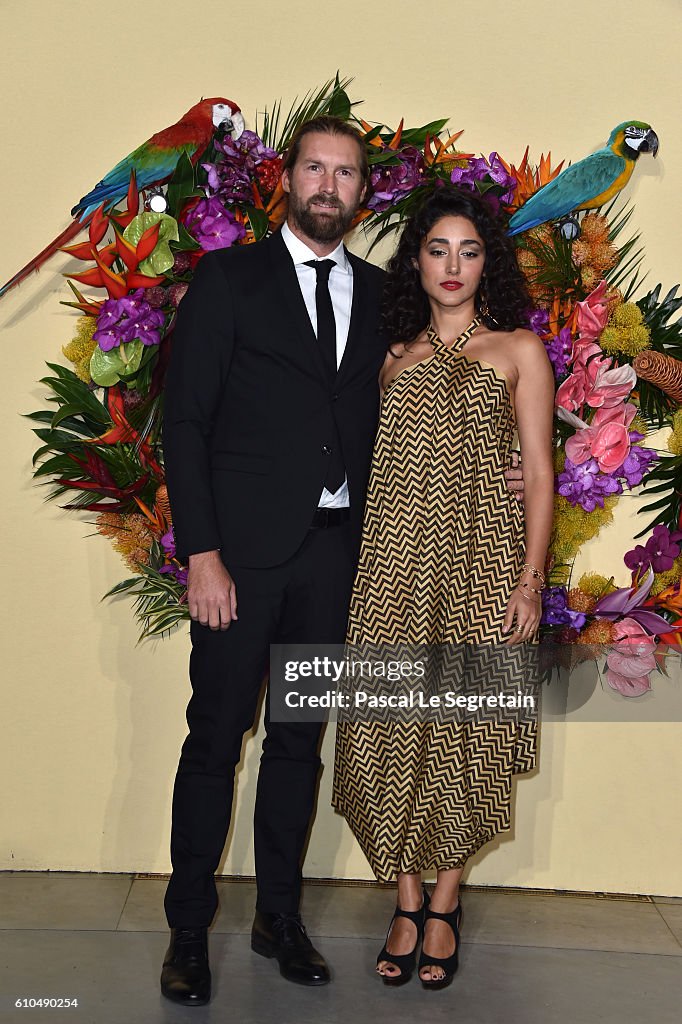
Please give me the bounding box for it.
[188,550,237,630]
[504,450,525,504]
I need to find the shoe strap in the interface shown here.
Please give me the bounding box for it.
[392,903,425,926]
[425,901,461,925]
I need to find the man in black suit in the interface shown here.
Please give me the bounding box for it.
[160,115,524,1004]
[160,117,386,1004]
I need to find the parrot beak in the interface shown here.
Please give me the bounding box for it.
[641,129,659,157]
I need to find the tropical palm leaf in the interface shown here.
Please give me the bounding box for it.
[104,563,189,641]
[257,73,355,152]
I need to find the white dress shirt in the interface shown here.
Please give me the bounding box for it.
[280,220,352,507]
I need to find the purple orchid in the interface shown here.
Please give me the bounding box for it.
[624,524,682,575]
[159,563,189,587]
[541,586,587,629]
[184,198,246,251]
[367,147,427,211]
[214,132,274,169]
[159,529,189,587]
[93,297,127,351]
[203,161,252,203]
[93,290,167,351]
[201,130,276,205]
[528,308,550,336]
[615,442,659,489]
[117,288,147,317]
[450,152,517,212]
[545,328,573,380]
[557,457,622,512]
[120,307,165,346]
[215,130,277,171]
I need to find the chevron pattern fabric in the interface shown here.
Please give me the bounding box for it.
[332,319,538,881]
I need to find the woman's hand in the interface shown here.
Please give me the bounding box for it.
[502,579,542,644]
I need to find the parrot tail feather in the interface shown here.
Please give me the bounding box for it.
[0,218,87,300]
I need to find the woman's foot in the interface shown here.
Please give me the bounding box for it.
[377,881,427,982]
[418,888,461,986]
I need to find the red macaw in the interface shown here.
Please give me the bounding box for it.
[0,97,243,299]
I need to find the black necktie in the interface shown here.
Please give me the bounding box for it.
[304,258,345,494]
[305,259,338,382]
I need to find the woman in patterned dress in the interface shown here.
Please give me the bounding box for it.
[332,187,555,987]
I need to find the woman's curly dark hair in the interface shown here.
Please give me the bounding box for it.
[382,185,531,342]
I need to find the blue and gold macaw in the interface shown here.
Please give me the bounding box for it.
[508,121,659,236]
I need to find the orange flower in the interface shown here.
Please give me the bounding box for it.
[500,148,564,212]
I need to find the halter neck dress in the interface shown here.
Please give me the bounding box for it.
[332,319,538,880]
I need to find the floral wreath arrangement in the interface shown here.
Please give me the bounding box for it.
[9,76,682,695]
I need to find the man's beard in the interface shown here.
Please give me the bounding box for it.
[288,191,357,243]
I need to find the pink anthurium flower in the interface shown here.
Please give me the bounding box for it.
[606,666,653,697]
[570,338,603,372]
[602,614,655,696]
[564,403,638,472]
[606,617,657,696]
[591,422,631,473]
[555,371,587,413]
[576,280,609,341]
[586,360,638,409]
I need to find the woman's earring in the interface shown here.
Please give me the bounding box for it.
[478,287,499,327]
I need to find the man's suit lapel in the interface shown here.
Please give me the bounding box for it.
[268,230,330,384]
[335,248,368,389]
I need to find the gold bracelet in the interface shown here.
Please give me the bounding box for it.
[518,581,544,594]
[520,563,545,583]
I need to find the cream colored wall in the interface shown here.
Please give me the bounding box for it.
[1,0,680,894]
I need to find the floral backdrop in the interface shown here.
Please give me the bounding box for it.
[17,77,682,695]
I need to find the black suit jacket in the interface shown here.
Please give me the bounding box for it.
[162,229,387,568]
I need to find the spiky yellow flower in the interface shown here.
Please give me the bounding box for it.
[605,285,623,319]
[567,587,595,613]
[630,413,648,438]
[62,316,97,383]
[577,620,618,644]
[579,213,610,244]
[577,572,616,600]
[516,224,557,306]
[600,302,651,357]
[650,555,682,597]
[550,494,617,566]
[667,409,682,455]
[439,156,470,173]
[96,512,154,572]
[572,220,619,293]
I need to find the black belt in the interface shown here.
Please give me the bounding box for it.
[310,507,350,529]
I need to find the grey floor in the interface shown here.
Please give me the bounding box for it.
[1,874,681,1024]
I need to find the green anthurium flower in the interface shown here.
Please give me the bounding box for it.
[90,339,144,387]
[123,212,179,275]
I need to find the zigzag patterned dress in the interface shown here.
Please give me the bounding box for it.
[331,319,538,881]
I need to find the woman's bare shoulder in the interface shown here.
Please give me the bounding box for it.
[486,327,548,362]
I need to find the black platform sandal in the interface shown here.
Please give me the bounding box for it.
[418,899,462,989]
[376,887,430,986]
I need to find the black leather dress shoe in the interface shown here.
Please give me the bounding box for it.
[251,911,330,985]
[160,927,211,1006]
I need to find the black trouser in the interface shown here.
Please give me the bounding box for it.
[164,522,356,927]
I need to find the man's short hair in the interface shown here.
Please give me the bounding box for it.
[283,116,370,188]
